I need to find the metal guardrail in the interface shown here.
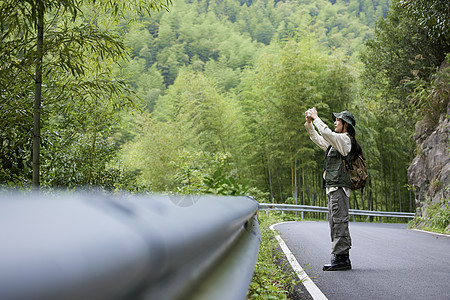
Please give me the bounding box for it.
[0,192,260,300]
[259,203,415,220]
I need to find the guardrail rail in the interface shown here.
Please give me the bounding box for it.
[0,192,260,300]
[259,203,415,220]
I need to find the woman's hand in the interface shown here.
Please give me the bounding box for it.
[305,107,318,123]
[310,107,318,119]
[305,109,312,124]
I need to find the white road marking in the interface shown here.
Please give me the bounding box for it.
[411,229,450,237]
[270,222,328,300]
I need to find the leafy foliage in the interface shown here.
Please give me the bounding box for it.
[203,167,250,196]
[237,36,355,203]
[0,73,34,185]
[358,0,449,214]
[398,0,450,45]
[169,150,244,195]
[408,54,450,130]
[362,0,449,108]
[121,0,389,92]
[0,0,170,187]
[248,212,301,299]
[410,200,450,234]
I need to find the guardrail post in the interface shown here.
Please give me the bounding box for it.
[301,211,304,220]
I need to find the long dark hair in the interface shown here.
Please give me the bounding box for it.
[346,123,362,159]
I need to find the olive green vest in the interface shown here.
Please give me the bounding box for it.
[324,147,352,189]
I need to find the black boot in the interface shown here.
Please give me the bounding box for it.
[323,254,352,271]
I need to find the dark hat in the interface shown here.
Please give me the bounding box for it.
[332,110,355,126]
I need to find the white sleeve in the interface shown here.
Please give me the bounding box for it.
[313,118,351,156]
[305,122,330,151]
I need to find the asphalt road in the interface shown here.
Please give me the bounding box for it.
[273,221,450,300]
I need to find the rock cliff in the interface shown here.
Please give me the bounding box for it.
[407,62,450,232]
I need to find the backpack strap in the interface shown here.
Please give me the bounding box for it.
[342,134,354,170]
[325,145,332,157]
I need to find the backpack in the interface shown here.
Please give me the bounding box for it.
[344,153,368,190]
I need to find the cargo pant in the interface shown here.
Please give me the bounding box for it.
[328,187,352,255]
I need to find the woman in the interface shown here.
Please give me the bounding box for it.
[304,107,362,271]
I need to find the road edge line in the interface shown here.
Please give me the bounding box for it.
[411,229,450,237]
[270,223,328,300]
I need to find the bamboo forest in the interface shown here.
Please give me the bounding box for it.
[1,0,449,217]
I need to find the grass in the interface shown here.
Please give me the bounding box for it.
[408,200,450,234]
[247,211,302,299]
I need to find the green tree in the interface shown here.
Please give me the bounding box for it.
[362,0,449,109]
[359,0,449,213]
[0,0,171,188]
[155,70,245,155]
[0,72,34,185]
[239,36,356,203]
[120,114,180,191]
[399,0,450,47]
[123,69,249,191]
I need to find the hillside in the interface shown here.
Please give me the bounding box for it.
[122,0,390,109]
[118,0,423,215]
